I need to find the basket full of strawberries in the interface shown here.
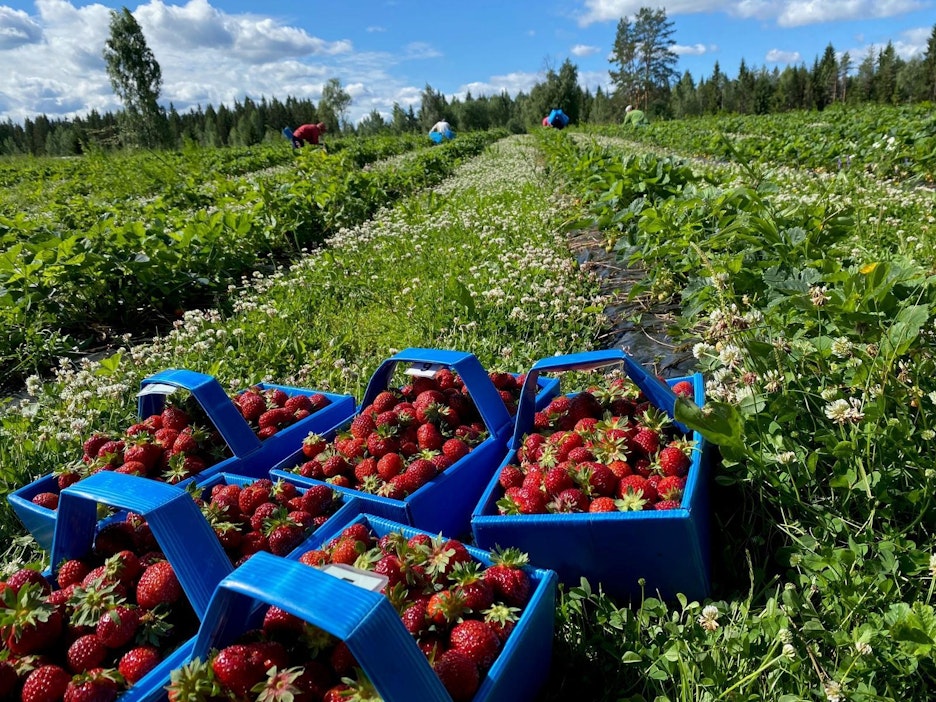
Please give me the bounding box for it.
[270,348,556,538]
[160,507,557,702]
[471,349,712,601]
[8,369,355,552]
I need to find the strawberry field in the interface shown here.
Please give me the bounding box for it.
[2,104,936,701]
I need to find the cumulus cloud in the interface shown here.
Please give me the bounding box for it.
[845,25,933,62]
[458,71,543,99]
[0,6,42,49]
[571,43,601,57]
[765,48,801,63]
[576,0,926,27]
[673,43,718,56]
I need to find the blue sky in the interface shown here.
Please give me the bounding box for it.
[0,0,933,125]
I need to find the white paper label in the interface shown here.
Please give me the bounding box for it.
[318,563,389,592]
[137,383,179,397]
[404,362,446,379]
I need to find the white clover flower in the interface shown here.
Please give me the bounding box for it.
[693,342,714,360]
[810,285,830,307]
[781,643,796,660]
[855,641,872,656]
[824,679,844,702]
[718,344,743,369]
[762,370,782,393]
[777,628,793,644]
[775,451,797,465]
[831,337,853,358]
[921,430,935,441]
[929,553,936,578]
[825,399,851,423]
[698,605,720,631]
[820,387,839,401]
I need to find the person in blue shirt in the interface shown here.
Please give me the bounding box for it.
[546,109,569,129]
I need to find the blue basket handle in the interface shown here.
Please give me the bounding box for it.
[138,369,262,458]
[50,472,233,619]
[196,552,450,701]
[361,348,513,442]
[514,349,689,443]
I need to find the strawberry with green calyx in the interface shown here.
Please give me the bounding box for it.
[483,602,521,642]
[0,583,63,655]
[451,561,494,613]
[482,546,531,608]
[426,588,467,627]
[63,666,121,702]
[252,666,306,702]
[135,561,182,610]
[167,657,219,702]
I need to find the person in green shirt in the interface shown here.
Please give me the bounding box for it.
[623,104,648,127]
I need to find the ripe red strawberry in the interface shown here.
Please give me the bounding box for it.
[21,665,71,702]
[66,634,107,673]
[284,394,313,414]
[212,644,269,697]
[656,475,686,501]
[588,496,619,512]
[442,438,470,462]
[372,391,399,413]
[82,434,111,460]
[302,432,327,458]
[671,380,694,397]
[64,669,120,702]
[376,452,404,481]
[160,406,190,432]
[265,388,289,408]
[427,589,467,626]
[632,427,660,457]
[57,560,91,589]
[416,423,444,451]
[618,474,658,504]
[329,641,357,677]
[31,492,59,510]
[658,445,691,477]
[258,407,294,430]
[236,392,267,423]
[119,646,161,685]
[655,500,682,510]
[96,605,140,648]
[433,649,479,702]
[300,485,335,516]
[238,483,272,516]
[550,487,590,512]
[123,439,163,471]
[95,440,125,466]
[366,431,398,459]
[483,548,531,607]
[267,523,304,557]
[449,619,501,670]
[136,561,182,610]
[329,538,362,565]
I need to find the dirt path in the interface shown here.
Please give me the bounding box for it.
[569,229,697,377]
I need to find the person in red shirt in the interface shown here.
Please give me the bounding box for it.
[290,122,327,147]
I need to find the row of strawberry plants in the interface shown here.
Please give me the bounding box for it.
[592,102,936,184]
[537,127,936,699]
[0,131,503,389]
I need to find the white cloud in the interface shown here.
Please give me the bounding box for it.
[576,0,927,27]
[403,41,442,59]
[571,43,601,57]
[844,25,933,62]
[673,43,718,56]
[366,26,386,32]
[458,71,543,99]
[765,48,801,63]
[0,6,42,49]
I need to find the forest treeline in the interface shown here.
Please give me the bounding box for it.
[2,16,935,157]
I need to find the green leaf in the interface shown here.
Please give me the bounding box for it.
[881,304,928,356]
[675,397,745,452]
[621,651,643,663]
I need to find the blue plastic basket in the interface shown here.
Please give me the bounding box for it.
[42,471,234,702]
[9,369,355,553]
[270,348,556,538]
[152,508,557,702]
[471,349,712,601]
